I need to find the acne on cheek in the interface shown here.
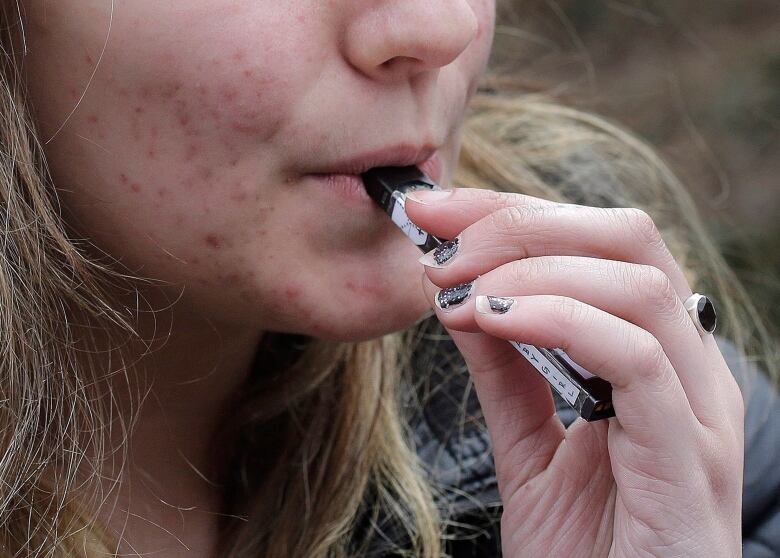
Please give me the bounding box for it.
[95,46,291,281]
[112,50,287,201]
[118,172,142,193]
[204,233,229,249]
[129,52,286,145]
[183,143,200,162]
[229,180,250,202]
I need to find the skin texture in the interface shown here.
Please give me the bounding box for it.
[17,1,495,555]
[23,0,494,340]
[406,190,744,557]
[16,0,743,556]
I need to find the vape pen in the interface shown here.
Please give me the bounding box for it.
[361,166,615,422]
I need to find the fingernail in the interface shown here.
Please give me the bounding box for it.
[405,189,454,205]
[418,235,461,268]
[475,295,515,315]
[435,281,473,312]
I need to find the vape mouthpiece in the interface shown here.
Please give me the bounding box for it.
[361,166,446,253]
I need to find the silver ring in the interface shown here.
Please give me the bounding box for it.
[684,293,717,336]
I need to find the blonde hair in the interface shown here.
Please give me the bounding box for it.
[0,3,775,556]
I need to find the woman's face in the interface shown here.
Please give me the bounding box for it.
[20,1,495,340]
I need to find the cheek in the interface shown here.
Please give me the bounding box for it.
[120,45,296,165]
[153,53,289,144]
[40,9,318,264]
[19,10,334,336]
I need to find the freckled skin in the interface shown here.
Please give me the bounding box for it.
[18,0,496,341]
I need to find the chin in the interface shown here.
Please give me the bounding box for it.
[311,314,433,342]
[299,290,434,342]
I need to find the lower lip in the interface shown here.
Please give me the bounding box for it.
[307,153,444,204]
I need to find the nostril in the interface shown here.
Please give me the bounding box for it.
[380,56,423,71]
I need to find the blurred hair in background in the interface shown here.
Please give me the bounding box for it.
[492,0,780,343]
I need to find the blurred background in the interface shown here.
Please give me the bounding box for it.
[491,0,780,341]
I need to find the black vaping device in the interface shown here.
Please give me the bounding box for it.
[361,166,615,422]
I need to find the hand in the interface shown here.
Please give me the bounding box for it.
[404,188,744,557]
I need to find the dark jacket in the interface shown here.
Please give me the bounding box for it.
[370,327,780,556]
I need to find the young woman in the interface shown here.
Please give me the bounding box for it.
[1,1,777,556]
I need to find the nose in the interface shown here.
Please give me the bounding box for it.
[343,0,479,82]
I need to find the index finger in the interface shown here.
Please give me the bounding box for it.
[404,186,568,239]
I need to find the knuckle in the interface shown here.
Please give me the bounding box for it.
[630,330,670,381]
[488,205,547,239]
[699,362,745,440]
[505,256,559,287]
[724,377,746,427]
[712,408,746,457]
[705,460,741,511]
[551,296,589,331]
[505,258,534,287]
[702,434,743,510]
[485,189,520,213]
[627,264,680,317]
[621,207,666,250]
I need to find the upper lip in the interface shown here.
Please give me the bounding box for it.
[310,144,438,176]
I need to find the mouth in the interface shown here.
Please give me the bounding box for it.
[304,145,444,203]
[310,144,440,177]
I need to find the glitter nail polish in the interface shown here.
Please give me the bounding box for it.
[476,295,515,314]
[433,236,459,265]
[419,235,460,268]
[436,282,473,311]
